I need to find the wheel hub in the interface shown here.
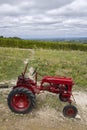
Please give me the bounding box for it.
[66,108,75,116]
[12,93,30,110]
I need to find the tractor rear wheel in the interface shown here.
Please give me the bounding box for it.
[7,88,35,114]
[59,93,70,102]
[63,105,78,118]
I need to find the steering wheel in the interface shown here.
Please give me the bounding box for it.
[32,67,37,75]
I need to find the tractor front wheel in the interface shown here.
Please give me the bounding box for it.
[63,105,78,118]
[7,88,35,114]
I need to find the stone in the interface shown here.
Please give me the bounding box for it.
[76,114,81,120]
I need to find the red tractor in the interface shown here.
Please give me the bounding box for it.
[7,63,78,118]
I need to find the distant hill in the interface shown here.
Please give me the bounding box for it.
[0,36,87,43]
[30,37,87,43]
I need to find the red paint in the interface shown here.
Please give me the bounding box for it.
[11,93,30,111]
[13,64,74,103]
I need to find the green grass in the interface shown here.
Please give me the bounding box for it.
[0,48,32,81]
[0,47,87,90]
[34,49,87,89]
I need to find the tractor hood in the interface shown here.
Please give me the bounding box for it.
[42,76,74,85]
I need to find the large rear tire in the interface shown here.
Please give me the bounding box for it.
[63,105,78,118]
[7,88,35,114]
[59,93,70,102]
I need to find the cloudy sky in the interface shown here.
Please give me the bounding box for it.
[0,0,87,39]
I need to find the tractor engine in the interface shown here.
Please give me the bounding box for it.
[56,84,68,92]
[41,76,74,102]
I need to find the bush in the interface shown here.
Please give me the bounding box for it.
[0,37,87,51]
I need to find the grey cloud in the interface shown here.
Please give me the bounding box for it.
[0,0,73,16]
[47,0,87,17]
[0,0,22,4]
[0,0,87,38]
[32,0,73,10]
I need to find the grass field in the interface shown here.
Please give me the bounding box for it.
[0,47,87,90]
[0,47,87,130]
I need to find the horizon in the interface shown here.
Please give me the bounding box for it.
[1,35,87,41]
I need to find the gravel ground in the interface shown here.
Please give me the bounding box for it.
[0,87,87,130]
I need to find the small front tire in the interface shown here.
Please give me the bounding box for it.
[63,105,78,118]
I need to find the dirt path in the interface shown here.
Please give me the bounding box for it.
[0,88,87,130]
[73,91,87,123]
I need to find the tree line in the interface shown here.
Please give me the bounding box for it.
[0,37,87,51]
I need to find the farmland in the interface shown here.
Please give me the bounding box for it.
[0,47,87,90]
[0,46,87,130]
